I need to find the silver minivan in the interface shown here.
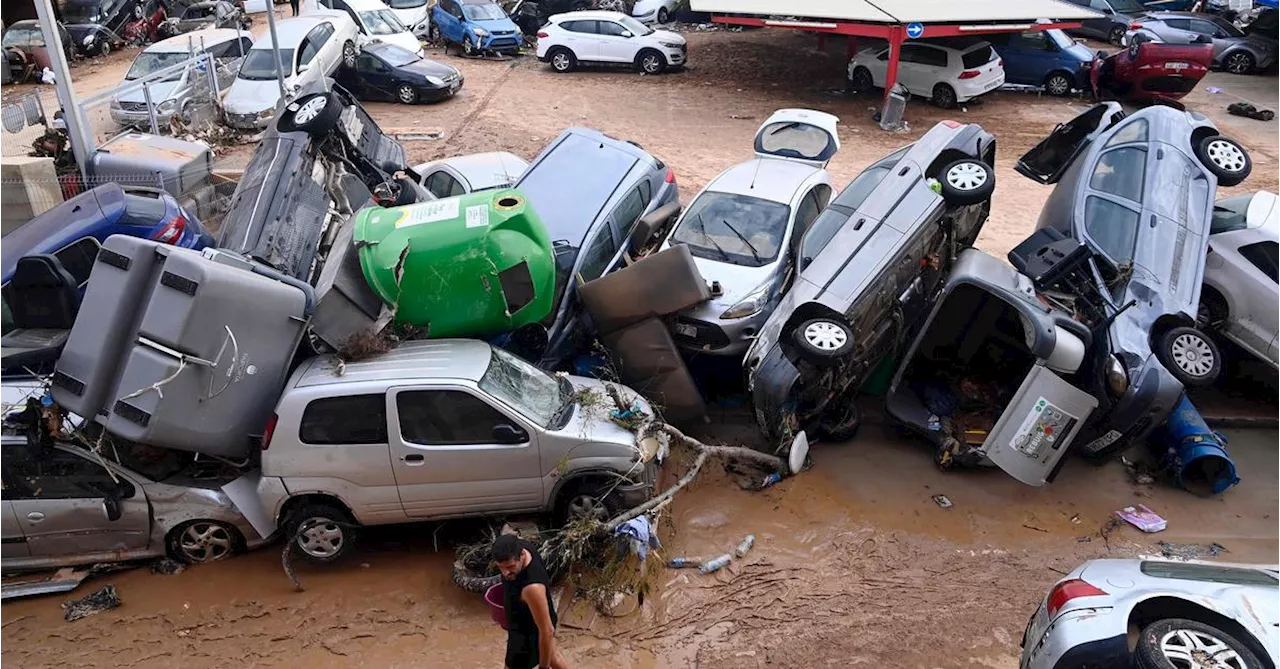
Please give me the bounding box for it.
[257,339,663,562]
[109,28,252,128]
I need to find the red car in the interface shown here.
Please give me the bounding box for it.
[1090,38,1212,105]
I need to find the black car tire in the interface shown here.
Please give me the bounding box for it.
[284,503,357,564]
[1134,619,1262,669]
[938,158,995,206]
[1157,326,1222,387]
[428,23,442,44]
[342,40,357,69]
[548,46,576,72]
[817,402,861,442]
[555,479,620,526]
[277,92,343,135]
[397,83,417,104]
[1108,25,1126,45]
[99,40,112,57]
[1044,71,1073,96]
[792,317,855,365]
[636,48,666,75]
[1194,135,1252,187]
[462,36,478,57]
[1223,50,1255,75]
[850,66,874,94]
[657,7,669,23]
[931,83,958,109]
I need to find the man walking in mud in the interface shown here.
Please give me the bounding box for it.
[493,534,569,669]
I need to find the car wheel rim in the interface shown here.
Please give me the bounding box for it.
[1171,332,1215,378]
[658,8,668,22]
[1226,53,1250,73]
[946,162,987,191]
[567,495,607,522]
[297,517,344,558]
[1047,76,1069,95]
[643,55,660,72]
[398,86,414,103]
[553,53,568,70]
[937,89,954,106]
[803,321,848,351]
[1159,629,1246,669]
[344,44,355,66]
[179,522,233,562]
[294,96,327,124]
[102,42,111,56]
[1206,139,1246,174]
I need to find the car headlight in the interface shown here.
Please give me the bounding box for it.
[473,27,488,37]
[719,283,771,320]
[83,34,95,45]
[424,75,443,86]
[658,40,681,49]
[157,99,177,113]
[1105,354,1129,396]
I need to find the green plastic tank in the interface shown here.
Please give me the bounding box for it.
[354,189,556,338]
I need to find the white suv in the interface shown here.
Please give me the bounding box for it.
[848,38,1005,109]
[536,10,687,75]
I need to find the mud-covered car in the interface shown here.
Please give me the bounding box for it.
[745,120,996,443]
[216,79,429,284]
[1015,102,1252,460]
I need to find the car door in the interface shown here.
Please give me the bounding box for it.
[388,386,543,518]
[1016,103,1126,184]
[436,0,462,42]
[1229,239,1279,356]
[312,22,339,75]
[911,45,949,94]
[2,499,30,559]
[1189,18,1232,59]
[354,52,394,99]
[4,446,150,558]
[1158,17,1201,44]
[593,18,634,63]
[895,44,926,94]
[752,108,841,169]
[559,19,599,60]
[788,184,830,261]
[606,182,650,260]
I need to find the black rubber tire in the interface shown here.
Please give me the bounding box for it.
[1134,618,1262,669]
[938,158,995,206]
[1194,134,1252,187]
[428,23,441,44]
[166,519,241,564]
[1108,25,1126,45]
[99,40,112,57]
[342,40,357,69]
[636,48,666,75]
[850,66,874,94]
[931,83,958,109]
[397,83,417,104]
[1223,50,1255,75]
[792,317,855,366]
[817,402,861,442]
[555,480,621,526]
[1157,326,1222,387]
[462,36,478,57]
[1044,71,1073,96]
[548,46,576,72]
[284,503,357,564]
[277,92,343,135]
[657,7,669,23]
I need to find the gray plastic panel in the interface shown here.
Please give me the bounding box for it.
[983,364,1098,487]
[51,235,165,418]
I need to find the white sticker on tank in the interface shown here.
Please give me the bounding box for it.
[466,205,490,229]
[397,199,461,228]
[1010,396,1079,459]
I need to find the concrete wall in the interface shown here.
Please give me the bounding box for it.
[1,155,63,236]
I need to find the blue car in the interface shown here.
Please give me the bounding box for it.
[2,183,213,290]
[429,0,523,56]
[988,29,1093,96]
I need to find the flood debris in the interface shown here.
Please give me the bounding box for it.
[1115,504,1167,533]
[665,557,703,569]
[149,558,185,576]
[62,585,121,622]
[1158,541,1227,560]
[699,554,732,574]
[1227,101,1275,121]
[734,534,755,558]
[1,567,91,601]
[932,494,953,509]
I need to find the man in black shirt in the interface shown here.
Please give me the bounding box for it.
[493,534,568,669]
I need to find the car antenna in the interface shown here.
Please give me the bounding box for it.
[749,157,763,190]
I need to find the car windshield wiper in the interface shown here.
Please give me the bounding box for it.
[694,212,731,262]
[552,376,575,426]
[721,218,762,264]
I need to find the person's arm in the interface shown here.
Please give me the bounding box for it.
[521,583,557,669]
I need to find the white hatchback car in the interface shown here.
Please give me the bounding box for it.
[1202,190,1279,369]
[222,12,360,129]
[309,0,422,55]
[412,151,529,198]
[383,0,430,37]
[848,38,1005,109]
[536,10,687,75]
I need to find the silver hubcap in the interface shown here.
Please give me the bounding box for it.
[1226,53,1250,73]
[297,517,344,558]
[1171,332,1215,377]
[1206,140,1246,173]
[1159,629,1246,669]
[179,522,233,562]
[553,53,569,69]
[1047,76,1069,94]
[643,55,660,72]
[294,96,326,124]
[803,321,848,351]
[947,162,987,191]
[567,495,607,522]
[344,44,355,64]
[399,86,414,102]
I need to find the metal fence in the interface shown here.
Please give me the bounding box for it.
[0,90,60,157]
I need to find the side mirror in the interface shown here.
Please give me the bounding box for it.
[620,30,633,37]
[102,497,122,522]
[629,202,681,255]
[493,424,528,444]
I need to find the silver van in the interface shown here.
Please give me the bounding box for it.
[257,339,663,562]
[109,28,252,128]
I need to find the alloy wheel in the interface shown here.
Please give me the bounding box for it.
[398,85,415,103]
[1225,52,1252,74]
[552,52,570,71]
[1206,139,1247,174]
[946,161,988,191]
[1046,74,1070,96]
[293,95,327,124]
[803,321,848,351]
[1159,628,1248,669]
[296,517,345,559]
[1170,332,1216,378]
[178,522,234,562]
[642,53,662,74]
[566,494,609,522]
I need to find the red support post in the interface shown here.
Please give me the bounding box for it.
[817,32,826,50]
[883,25,904,105]
[846,35,857,61]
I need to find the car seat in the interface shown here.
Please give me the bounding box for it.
[1,254,81,371]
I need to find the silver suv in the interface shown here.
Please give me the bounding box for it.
[257,339,662,562]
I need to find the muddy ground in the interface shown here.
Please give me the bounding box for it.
[2,24,1279,669]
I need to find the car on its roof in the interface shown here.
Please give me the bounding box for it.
[745,119,996,444]
[1021,558,1279,669]
[513,126,679,368]
[660,109,839,357]
[412,151,529,198]
[1125,10,1278,74]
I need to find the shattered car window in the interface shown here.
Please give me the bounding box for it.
[360,9,407,35]
[670,192,790,268]
[125,52,191,80]
[478,347,563,427]
[1090,147,1146,203]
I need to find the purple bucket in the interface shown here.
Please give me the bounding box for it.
[485,583,508,630]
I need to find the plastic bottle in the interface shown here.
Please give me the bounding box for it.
[759,472,783,489]
[735,535,755,558]
[666,557,700,569]
[699,554,732,574]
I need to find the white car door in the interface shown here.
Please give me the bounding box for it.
[556,19,598,61]
[1222,234,1279,359]
[594,18,634,63]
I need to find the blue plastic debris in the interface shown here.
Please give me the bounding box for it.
[1160,394,1240,495]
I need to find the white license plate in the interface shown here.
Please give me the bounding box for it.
[1166,62,1190,70]
[1083,429,1123,453]
[674,323,697,338]
[984,79,1000,91]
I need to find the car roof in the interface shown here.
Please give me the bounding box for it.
[1,183,130,281]
[294,339,494,388]
[551,10,629,21]
[706,159,821,204]
[420,151,528,184]
[344,0,389,12]
[255,15,335,45]
[146,28,244,52]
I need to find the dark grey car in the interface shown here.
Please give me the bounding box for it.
[1015,101,1253,459]
[1126,11,1278,74]
[745,120,996,443]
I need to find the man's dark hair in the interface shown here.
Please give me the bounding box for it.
[491,534,523,562]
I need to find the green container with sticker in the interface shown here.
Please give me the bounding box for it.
[354,189,555,338]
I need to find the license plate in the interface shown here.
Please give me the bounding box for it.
[984,79,1000,91]
[450,80,461,92]
[1166,62,1190,70]
[674,323,697,338]
[1083,429,1123,453]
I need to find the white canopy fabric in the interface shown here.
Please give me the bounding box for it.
[690,0,1100,24]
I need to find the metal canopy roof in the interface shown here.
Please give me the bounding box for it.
[690,0,1100,24]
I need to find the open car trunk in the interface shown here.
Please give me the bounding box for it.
[885,249,1098,486]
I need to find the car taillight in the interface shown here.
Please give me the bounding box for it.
[537,31,548,38]
[665,168,676,184]
[1130,22,1142,29]
[152,215,187,244]
[958,69,981,79]
[262,413,278,450]
[996,58,1003,67]
[1046,579,1108,619]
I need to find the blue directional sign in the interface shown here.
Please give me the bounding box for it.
[906,22,924,39]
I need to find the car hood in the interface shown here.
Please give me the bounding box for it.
[117,79,182,104]
[545,376,654,451]
[367,32,421,54]
[224,78,282,113]
[683,255,777,315]
[1063,42,1094,63]
[472,16,518,31]
[401,58,455,79]
[652,28,683,43]
[389,5,427,25]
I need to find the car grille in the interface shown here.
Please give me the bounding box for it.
[672,317,731,349]
[492,29,516,36]
[489,36,519,47]
[118,101,149,112]
[227,112,260,126]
